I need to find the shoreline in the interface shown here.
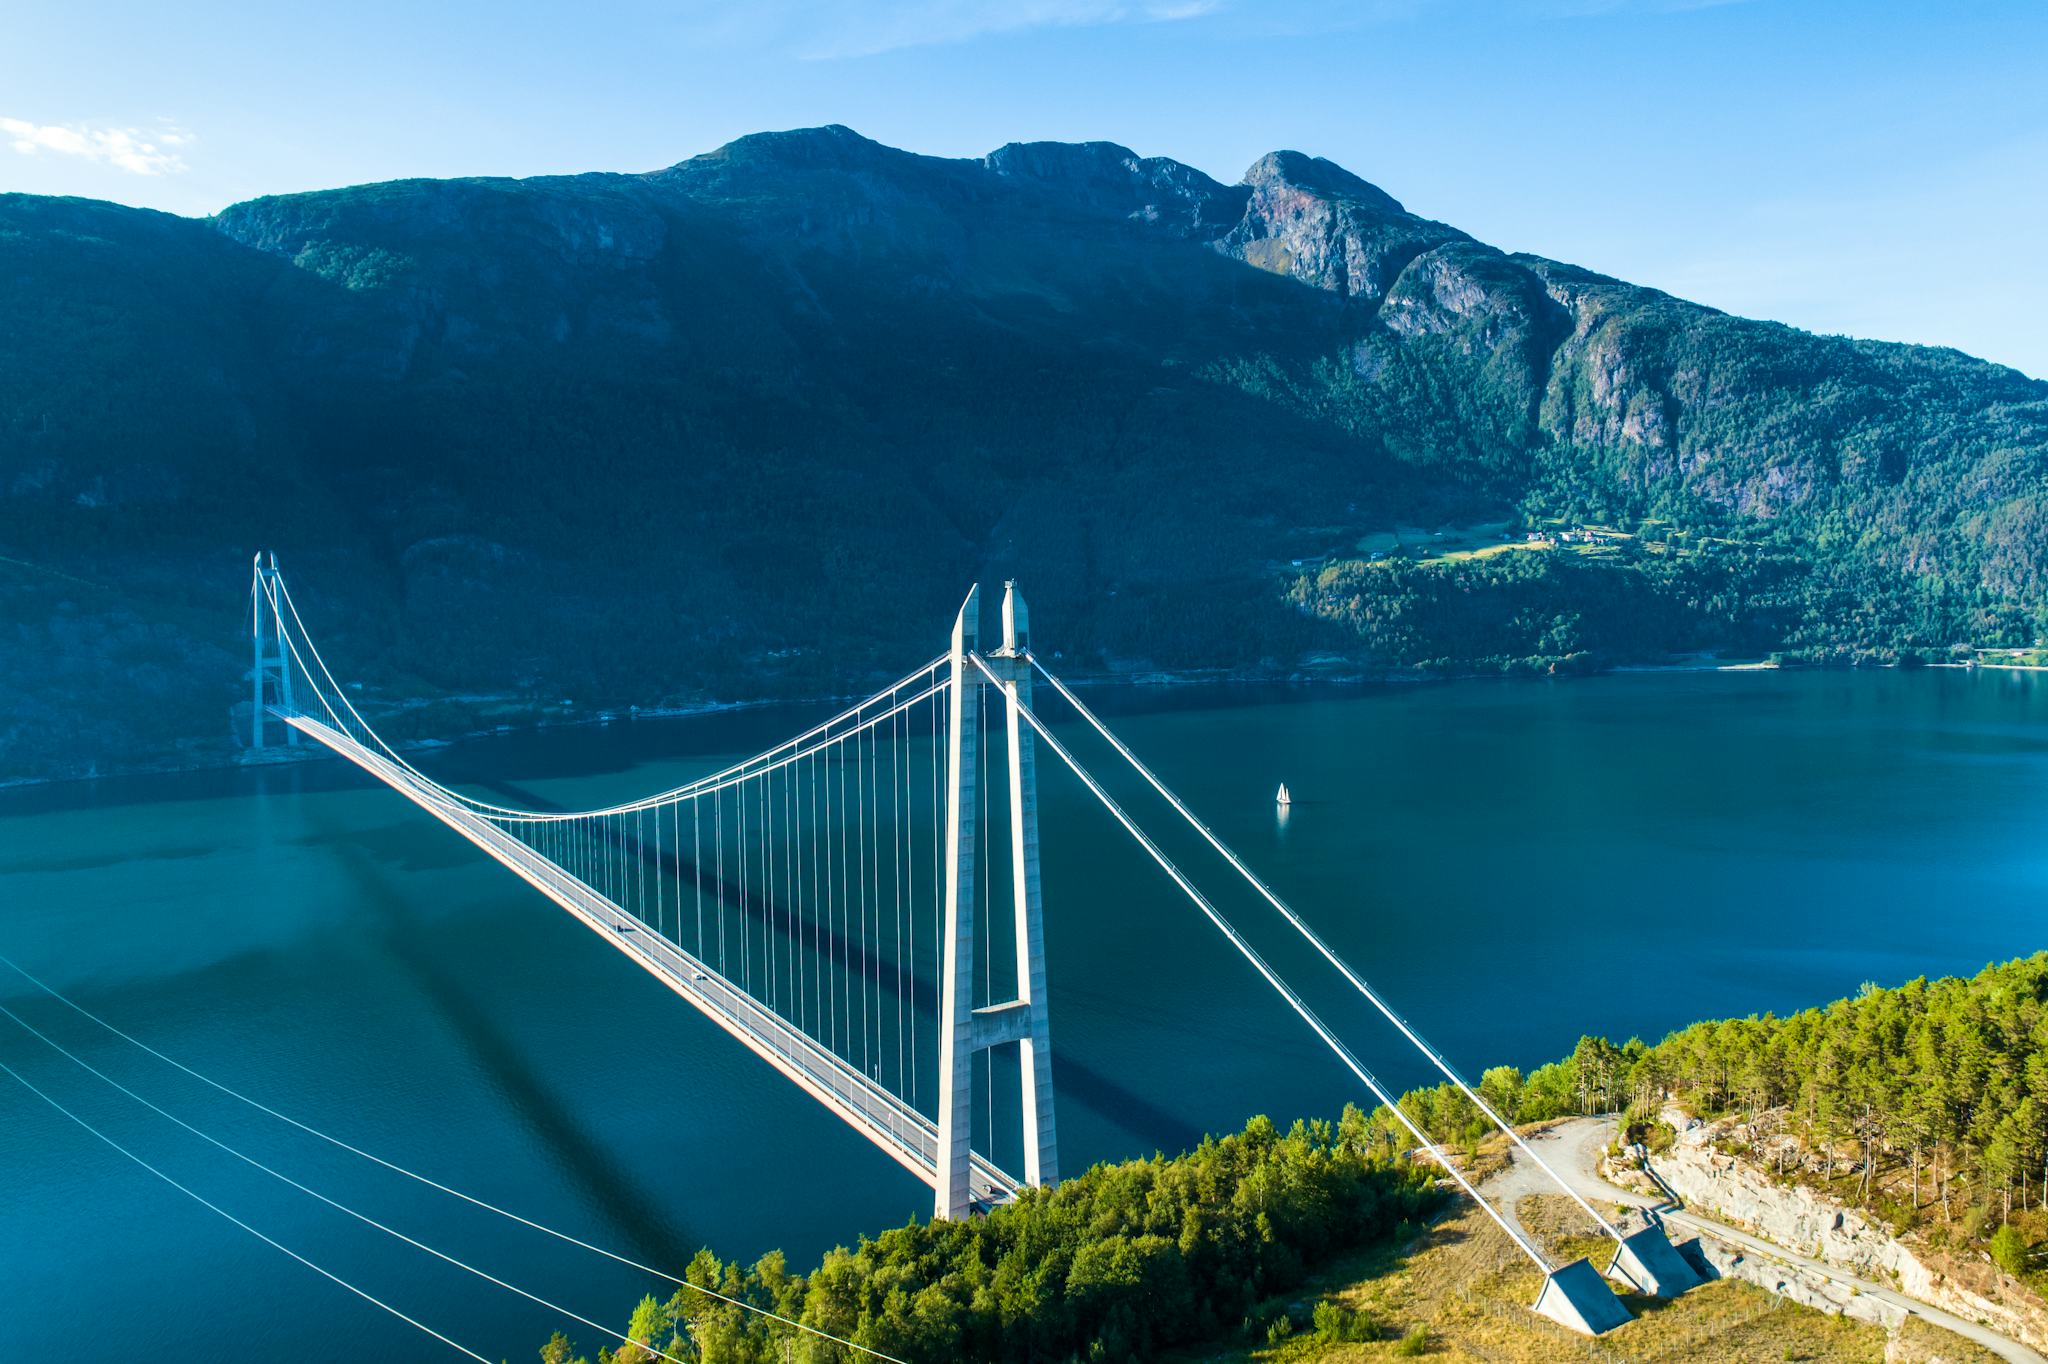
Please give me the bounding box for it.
[10,652,2044,794]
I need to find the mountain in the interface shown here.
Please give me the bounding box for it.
[4,125,2046,780]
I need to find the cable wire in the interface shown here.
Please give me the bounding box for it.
[0,954,904,1362]
[0,1001,703,1364]
[970,654,1548,1270]
[268,565,943,823]
[0,1053,494,1363]
[1027,655,1626,1248]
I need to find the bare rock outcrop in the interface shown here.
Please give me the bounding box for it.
[1650,1110,2048,1352]
[1215,150,1464,304]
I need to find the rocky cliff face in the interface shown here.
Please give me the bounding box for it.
[1216,150,1465,303]
[1650,1111,2048,1352]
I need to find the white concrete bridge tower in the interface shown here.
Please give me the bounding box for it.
[934,581,1060,1220]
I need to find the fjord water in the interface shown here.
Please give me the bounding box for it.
[7,668,2048,1362]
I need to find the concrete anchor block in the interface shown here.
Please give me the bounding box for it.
[1532,1257,1634,1335]
[1605,1224,1706,1297]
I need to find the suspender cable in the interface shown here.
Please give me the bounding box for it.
[267,576,938,827]
[873,722,886,1086]
[748,779,759,1006]
[715,789,727,978]
[270,568,941,823]
[971,654,1548,1272]
[762,774,773,1013]
[853,731,866,1078]
[864,723,876,1081]
[906,699,919,1107]
[732,790,743,993]
[808,751,821,1045]
[756,777,766,1002]
[932,686,941,1104]
[839,739,851,1062]
[894,705,906,1097]
[1026,656,1625,1249]
[859,724,872,1080]
[828,744,840,1056]
[872,722,884,1082]
[789,759,801,1036]
[789,763,800,1034]
[782,763,794,1020]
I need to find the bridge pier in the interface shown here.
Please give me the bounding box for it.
[994,583,1059,1192]
[935,582,1060,1219]
[935,587,981,1220]
[249,552,298,749]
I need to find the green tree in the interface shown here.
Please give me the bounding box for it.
[1479,1066,1525,1122]
[1991,1223,2031,1278]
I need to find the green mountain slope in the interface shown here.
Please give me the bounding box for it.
[3,125,2045,779]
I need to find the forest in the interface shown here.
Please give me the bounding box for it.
[547,956,2048,1362]
[539,1112,1439,1363]
[1394,954,2048,1261]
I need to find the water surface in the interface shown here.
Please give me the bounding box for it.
[5,667,2047,1361]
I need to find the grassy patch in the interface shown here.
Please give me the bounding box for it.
[1890,1315,2006,1364]
[1170,1198,1996,1363]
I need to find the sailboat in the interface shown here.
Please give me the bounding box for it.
[1275,782,1292,807]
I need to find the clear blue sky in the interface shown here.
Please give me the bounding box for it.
[6,0,2045,376]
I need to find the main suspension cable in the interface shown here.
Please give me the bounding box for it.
[266,570,945,824]
[1028,654,1626,1248]
[970,656,1547,1271]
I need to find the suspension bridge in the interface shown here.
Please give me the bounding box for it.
[239,553,1698,1339]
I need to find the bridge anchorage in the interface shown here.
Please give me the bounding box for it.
[249,555,1694,1332]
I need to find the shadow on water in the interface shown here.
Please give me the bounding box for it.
[320,834,704,1268]
[0,844,218,876]
[299,728,1233,1182]
[1052,1054,1205,1155]
[288,820,485,874]
[474,778,1221,1155]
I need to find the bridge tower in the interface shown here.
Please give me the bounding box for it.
[935,582,1059,1219]
[249,552,298,750]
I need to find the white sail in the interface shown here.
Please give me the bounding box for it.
[1275,782,1291,805]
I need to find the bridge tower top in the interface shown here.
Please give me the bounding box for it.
[996,580,1028,657]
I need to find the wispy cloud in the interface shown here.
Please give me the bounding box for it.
[748,1,1223,60]
[0,117,191,176]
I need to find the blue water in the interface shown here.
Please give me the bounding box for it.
[5,667,2048,1361]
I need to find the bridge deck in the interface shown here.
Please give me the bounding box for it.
[283,713,1019,1207]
